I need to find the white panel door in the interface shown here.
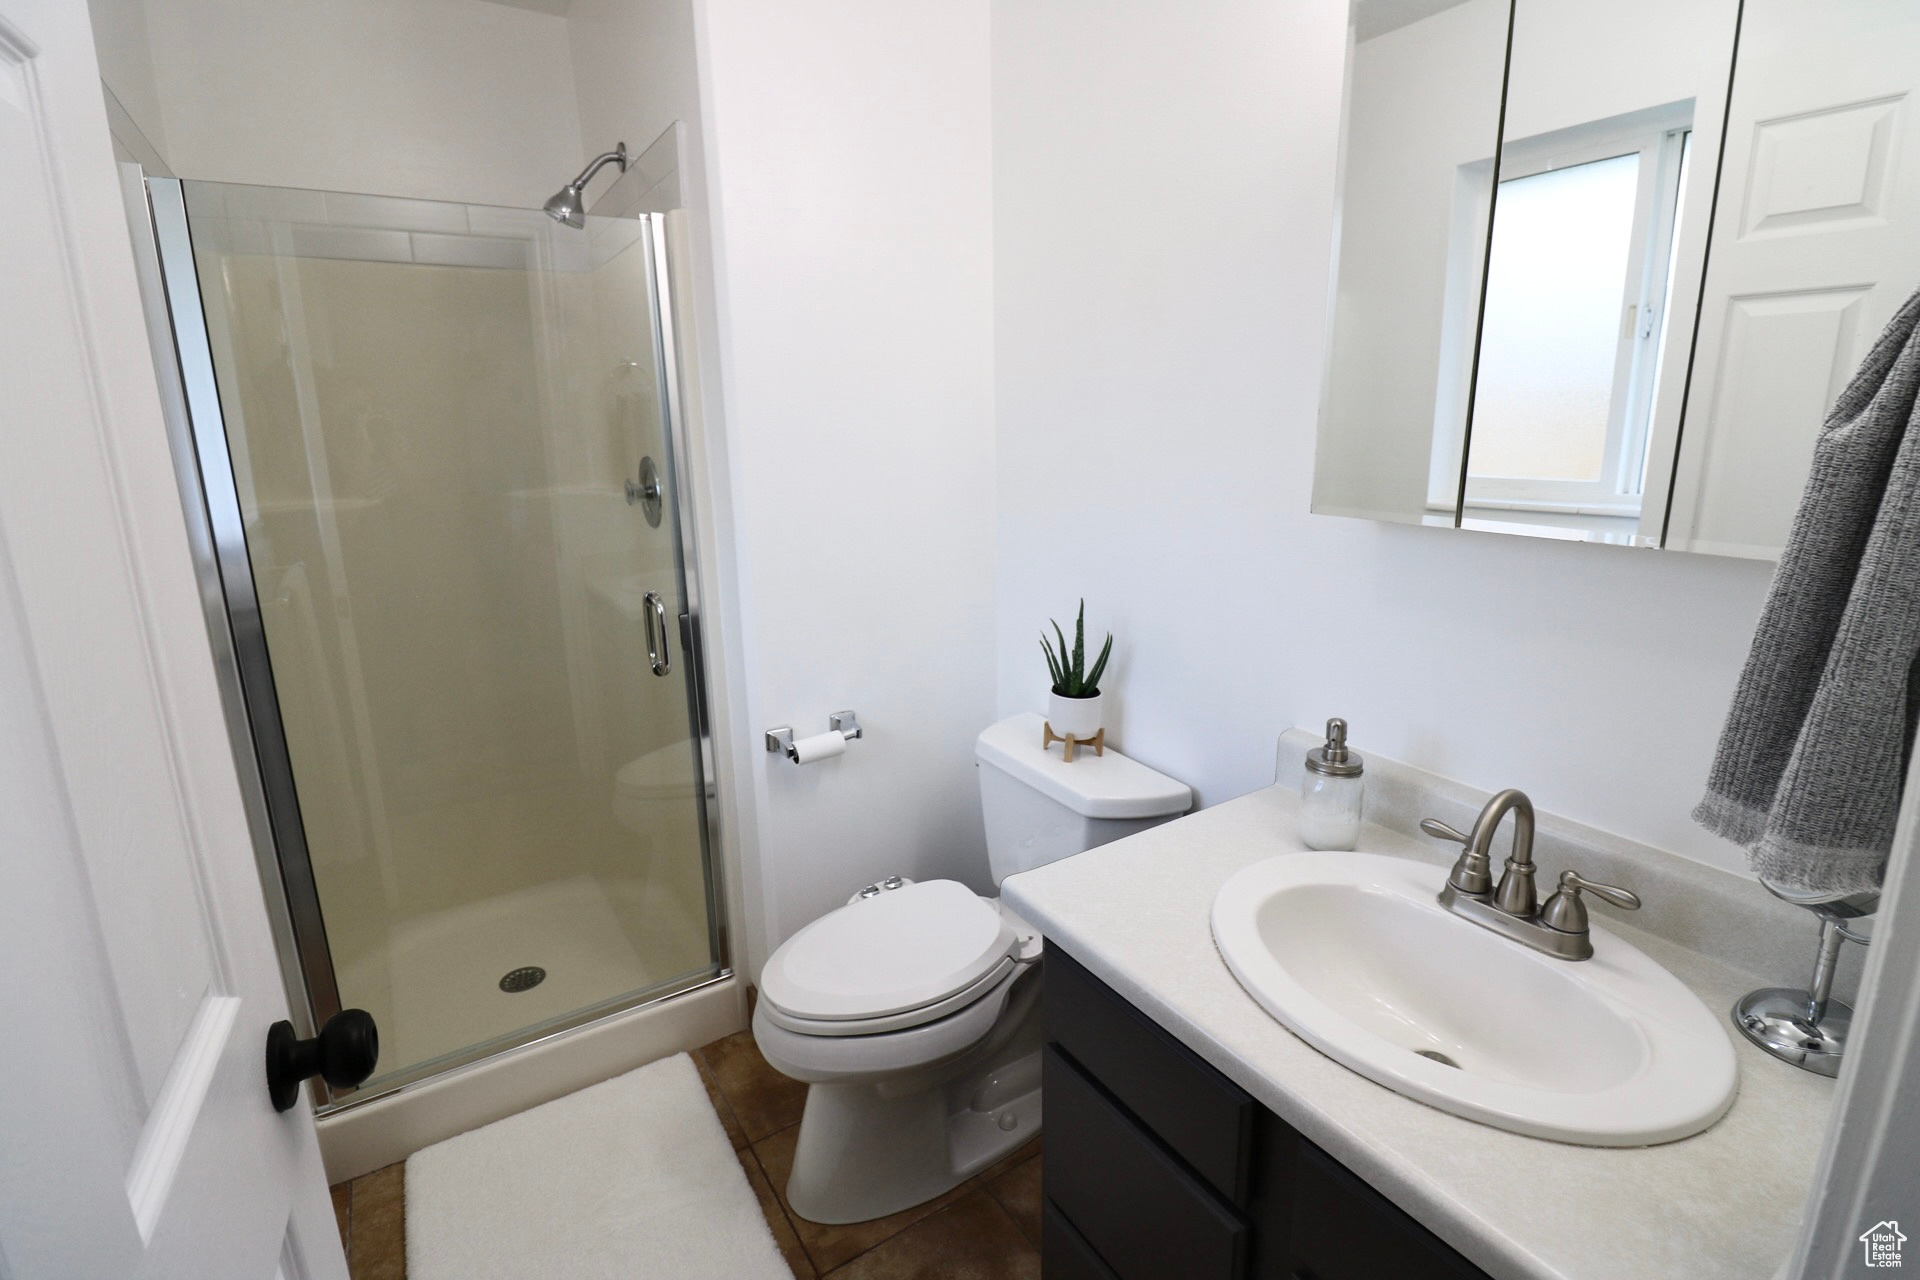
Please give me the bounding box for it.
[0,0,346,1276]
[1667,0,1920,558]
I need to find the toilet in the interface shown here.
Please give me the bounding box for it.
[752,711,1192,1224]
[609,742,713,927]
[612,742,705,836]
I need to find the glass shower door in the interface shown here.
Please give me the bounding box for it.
[153,177,721,1097]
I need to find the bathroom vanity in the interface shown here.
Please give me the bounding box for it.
[1044,944,1486,1279]
[1002,733,1840,1280]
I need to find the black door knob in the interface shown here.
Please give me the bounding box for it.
[266,1009,379,1111]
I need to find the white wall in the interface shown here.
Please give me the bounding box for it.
[1503,0,1738,140]
[696,0,998,964]
[992,0,1776,876]
[568,0,700,166]
[88,0,171,159]
[117,0,580,207]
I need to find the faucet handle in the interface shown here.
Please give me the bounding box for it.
[1423,818,1492,896]
[1564,872,1640,911]
[1539,870,1641,935]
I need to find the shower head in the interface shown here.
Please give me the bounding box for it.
[543,142,629,229]
[542,186,586,229]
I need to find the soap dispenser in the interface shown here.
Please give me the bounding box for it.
[1301,718,1364,850]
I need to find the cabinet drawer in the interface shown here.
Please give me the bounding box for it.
[1042,1199,1120,1280]
[1290,1142,1486,1280]
[1046,945,1254,1204]
[1044,1043,1248,1280]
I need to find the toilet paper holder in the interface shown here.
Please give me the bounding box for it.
[766,711,862,762]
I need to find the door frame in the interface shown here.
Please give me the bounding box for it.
[122,131,734,1115]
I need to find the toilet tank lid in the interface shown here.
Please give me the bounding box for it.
[975,713,1192,820]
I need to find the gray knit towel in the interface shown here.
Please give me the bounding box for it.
[1694,284,1920,895]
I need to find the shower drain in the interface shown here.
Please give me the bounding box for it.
[499,966,547,993]
[1415,1049,1460,1069]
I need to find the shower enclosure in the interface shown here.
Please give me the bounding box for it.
[131,144,727,1107]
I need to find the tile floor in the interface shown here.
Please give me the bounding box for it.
[330,1028,1043,1279]
[329,1160,404,1280]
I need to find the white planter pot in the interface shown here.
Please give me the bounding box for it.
[1047,690,1104,740]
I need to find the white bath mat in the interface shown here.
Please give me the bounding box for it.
[406,1053,789,1280]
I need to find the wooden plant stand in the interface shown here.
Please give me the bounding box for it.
[1043,721,1105,763]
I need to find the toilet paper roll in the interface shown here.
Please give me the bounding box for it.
[790,730,848,764]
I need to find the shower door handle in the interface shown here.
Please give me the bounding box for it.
[643,590,671,676]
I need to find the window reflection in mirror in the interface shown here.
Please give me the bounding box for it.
[1456,108,1693,542]
[1457,0,1737,545]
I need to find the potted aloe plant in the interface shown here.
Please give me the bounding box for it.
[1040,599,1113,740]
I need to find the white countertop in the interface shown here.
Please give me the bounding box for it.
[1000,782,1834,1280]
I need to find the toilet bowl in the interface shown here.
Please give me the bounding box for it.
[608,743,711,951]
[752,712,1191,1224]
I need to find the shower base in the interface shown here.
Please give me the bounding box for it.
[317,969,743,1182]
[379,874,659,1072]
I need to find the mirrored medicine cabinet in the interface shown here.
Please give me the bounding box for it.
[1314,0,1920,558]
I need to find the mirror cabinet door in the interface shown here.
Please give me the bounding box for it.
[1312,0,1511,528]
[1664,0,1920,559]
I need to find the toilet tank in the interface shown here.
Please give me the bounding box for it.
[974,713,1193,885]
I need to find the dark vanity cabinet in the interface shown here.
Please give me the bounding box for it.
[1042,947,1490,1280]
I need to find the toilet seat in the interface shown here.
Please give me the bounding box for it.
[760,880,1019,1033]
[751,961,1036,1086]
[761,956,1020,1036]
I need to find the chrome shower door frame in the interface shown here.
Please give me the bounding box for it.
[129,173,732,1113]
[138,176,342,1046]
[642,207,733,979]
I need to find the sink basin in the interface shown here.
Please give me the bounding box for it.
[1211,851,1737,1145]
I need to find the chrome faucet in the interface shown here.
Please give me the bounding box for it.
[1421,788,1641,961]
